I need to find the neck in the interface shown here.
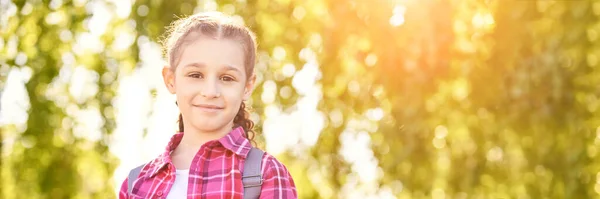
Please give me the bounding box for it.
[178,121,235,150]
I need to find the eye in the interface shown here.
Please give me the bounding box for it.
[188,73,203,78]
[220,75,235,82]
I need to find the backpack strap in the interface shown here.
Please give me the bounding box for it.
[127,164,145,195]
[126,148,264,197]
[243,147,265,199]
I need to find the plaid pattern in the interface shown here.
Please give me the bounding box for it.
[119,127,297,199]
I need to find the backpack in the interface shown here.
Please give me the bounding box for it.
[127,147,264,199]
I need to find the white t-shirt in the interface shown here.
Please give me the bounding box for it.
[166,169,189,199]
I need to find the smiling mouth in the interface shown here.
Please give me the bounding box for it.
[193,104,224,111]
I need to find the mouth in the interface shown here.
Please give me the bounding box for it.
[193,104,224,112]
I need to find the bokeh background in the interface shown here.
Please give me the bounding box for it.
[1,0,599,198]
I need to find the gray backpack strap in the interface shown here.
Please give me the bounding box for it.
[127,164,145,195]
[243,147,265,199]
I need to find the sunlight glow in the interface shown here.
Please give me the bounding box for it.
[45,11,65,25]
[262,49,325,155]
[279,86,293,99]
[432,189,446,199]
[69,67,99,104]
[202,0,218,11]
[435,125,448,138]
[109,38,177,195]
[348,80,360,96]
[107,0,132,18]
[0,1,17,27]
[262,83,325,154]
[293,6,306,21]
[365,108,384,121]
[329,109,344,128]
[282,63,296,77]
[292,62,319,95]
[389,5,406,27]
[433,137,446,149]
[74,0,88,7]
[486,146,504,162]
[14,53,27,66]
[452,78,470,101]
[365,53,378,67]
[112,31,136,51]
[136,5,149,17]
[49,0,63,10]
[20,3,33,16]
[261,80,277,104]
[59,30,73,42]
[86,0,112,36]
[73,32,104,54]
[222,4,236,15]
[0,67,31,131]
[72,107,103,142]
[472,12,495,30]
[273,46,287,61]
[339,129,383,199]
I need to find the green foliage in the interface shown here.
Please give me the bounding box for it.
[1,0,599,198]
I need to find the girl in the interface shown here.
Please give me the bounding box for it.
[119,12,297,199]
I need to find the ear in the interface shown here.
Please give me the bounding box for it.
[243,74,256,101]
[162,66,176,94]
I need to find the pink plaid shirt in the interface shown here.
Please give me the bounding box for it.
[118,127,297,199]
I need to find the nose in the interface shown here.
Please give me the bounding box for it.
[200,77,221,98]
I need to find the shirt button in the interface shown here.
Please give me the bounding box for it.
[157,191,163,196]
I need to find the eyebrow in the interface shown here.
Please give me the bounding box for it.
[183,62,243,74]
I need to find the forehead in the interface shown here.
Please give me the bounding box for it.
[177,36,246,72]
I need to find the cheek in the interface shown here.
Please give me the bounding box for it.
[174,81,199,103]
[223,86,246,102]
[175,79,198,93]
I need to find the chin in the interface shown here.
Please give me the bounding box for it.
[192,121,231,133]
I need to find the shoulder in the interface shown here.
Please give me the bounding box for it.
[118,177,128,199]
[260,152,291,176]
[257,151,297,198]
[118,162,146,199]
[118,159,160,198]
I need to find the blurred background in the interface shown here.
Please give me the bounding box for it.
[1,0,599,198]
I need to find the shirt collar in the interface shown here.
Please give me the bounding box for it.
[217,126,253,157]
[146,126,253,178]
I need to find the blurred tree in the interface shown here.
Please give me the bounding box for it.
[1,0,120,198]
[2,0,600,198]
[232,0,600,198]
[0,0,195,198]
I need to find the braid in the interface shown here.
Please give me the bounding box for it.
[178,113,184,133]
[233,102,256,146]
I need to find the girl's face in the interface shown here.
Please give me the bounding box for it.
[163,36,254,134]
